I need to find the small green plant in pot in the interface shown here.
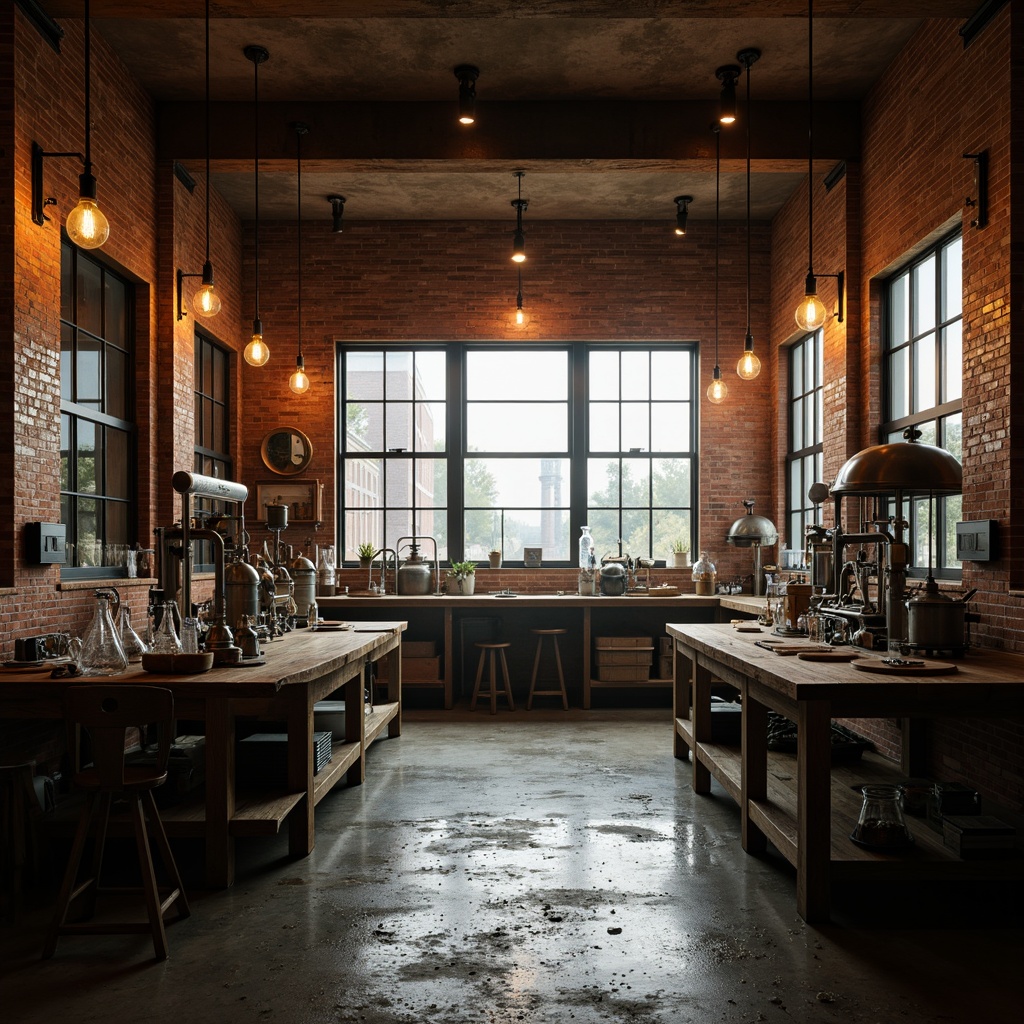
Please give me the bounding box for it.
[357,542,376,568]
[446,560,477,595]
[670,539,689,568]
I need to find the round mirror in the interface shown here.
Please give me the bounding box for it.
[260,427,313,476]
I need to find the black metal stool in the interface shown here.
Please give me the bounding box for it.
[527,628,569,709]
[471,642,515,714]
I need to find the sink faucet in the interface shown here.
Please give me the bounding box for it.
[369,547,398,594]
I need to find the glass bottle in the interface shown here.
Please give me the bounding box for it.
[79,590,129,675]
[150,600,183,655]
[119,605,149,662]
[317,544,336,597]
[851,784,914,849]
[579,525,594,569]
[691,550,717,595]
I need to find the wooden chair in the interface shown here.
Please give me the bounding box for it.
[527,628,569,709]
[470,642,516,714]
[43,685,191,961]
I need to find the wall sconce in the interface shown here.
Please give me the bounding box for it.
[454,64,480,125]
[716,64,741,125]
[327,194,346,233]
[963,150,988,229]
[673,195,692,236]
[511,170,527,263]
[32,0,109,248]
[795,270,844,332]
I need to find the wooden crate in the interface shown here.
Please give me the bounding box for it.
[403,640,437,658]
[594,648,653,666]
[595,636,653,648]
[595,664,651,682]
[375,655,441,681]
[656,654,673,680]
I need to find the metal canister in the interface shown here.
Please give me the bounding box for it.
[397,543,433,595]
[289,554,317,619]
[225,557,261,631]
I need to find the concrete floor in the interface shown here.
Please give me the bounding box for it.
[1,708,1020,1023]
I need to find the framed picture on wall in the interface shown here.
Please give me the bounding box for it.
[524,546,542,568]
[255,479,322,524]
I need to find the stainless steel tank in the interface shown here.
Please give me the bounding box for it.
[225,557,260,631]
[289,554,317,620]
[397,542,434,595]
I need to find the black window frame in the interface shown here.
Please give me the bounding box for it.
[193,331,233,572]
[336,342,699,566]
[785,329,824,557]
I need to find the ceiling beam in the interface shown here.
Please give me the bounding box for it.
[157,99,859,164]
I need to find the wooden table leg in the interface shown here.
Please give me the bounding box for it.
[203,698,235,888]
[673,642,692,761]
[691,657,713,794]
[387,642,402,737]
[741,685,768,854]
[344,672,366,787]
[797,699,833,923]
[582,606,592,709]
[287,685,315,860]
[443,609,453,710]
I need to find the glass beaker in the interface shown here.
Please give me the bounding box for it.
[119,605,149,661]
[79,590,129,675]
[150,600,183,654]
[851,784,914,849]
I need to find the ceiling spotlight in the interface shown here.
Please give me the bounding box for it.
[511,170,527,263]
[673,195,693,236]
[328,194,346,233]
[454,64,480,125]
[716,64,741,125]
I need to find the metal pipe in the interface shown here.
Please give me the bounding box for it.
[171,471,248,504]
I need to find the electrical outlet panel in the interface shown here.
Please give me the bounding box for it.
[25,522,66,564]
[955,520,996,562]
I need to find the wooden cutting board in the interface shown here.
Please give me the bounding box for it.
[797,650,860,662]
[851,659,958,675]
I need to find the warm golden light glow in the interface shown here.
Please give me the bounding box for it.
[515,306,525,326]
[795,292,828,332]
[707,376,728,404]
[66,197,109,249]
[512,250,525,264]
[737,350,761,380]
[289,365,310,394]
[244,332,270,367]
[192,283,222,317]
[458,114,475,125]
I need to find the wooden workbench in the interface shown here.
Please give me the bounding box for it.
[667,622,1024,922]
[0,622,405,888]
[321,592,722,708]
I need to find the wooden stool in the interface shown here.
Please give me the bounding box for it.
[43,685,191,962]
[471,642,515,714]
[528,629,569,709]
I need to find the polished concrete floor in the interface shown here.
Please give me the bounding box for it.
[1,708,1020,1023]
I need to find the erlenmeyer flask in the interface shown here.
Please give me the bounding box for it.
[79,590,129,675]
[150,600,183,655]
[119,605,149,662]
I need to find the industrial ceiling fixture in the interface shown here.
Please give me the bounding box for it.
[716,63,741,126]
[32,0,109,248]
[327,194,346,233]
[243,44,270,367]
[454,64,480,125]
[177,0,221,321]
[673,195,692,237]
[736,47,762,380]
[515,266,525,326]
[511,170,528,264]
[707,125,727,405]
[289,123,310,395]
[794,0,845,333]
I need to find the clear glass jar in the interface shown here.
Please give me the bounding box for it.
[691,550,717,595]
[79,590,128,675]
[150,600,183,655]
[579,525,594,569]
[851,784,914,849]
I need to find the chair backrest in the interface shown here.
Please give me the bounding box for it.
[64,685,174,789]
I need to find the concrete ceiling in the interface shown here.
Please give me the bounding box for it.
[39,1,981,223]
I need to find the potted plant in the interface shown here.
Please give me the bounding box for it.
[670,539,689,568]
[488,549,502,569]
[446,560,477,595]
[357,542,376,569]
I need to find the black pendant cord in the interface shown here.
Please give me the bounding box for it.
[714,124,721,373]
[806,0,814,279]
[83,0,91,173]
[296,127,304,363]
[745,59,752,338]
[253,55,260,321]
[204,0,211,263]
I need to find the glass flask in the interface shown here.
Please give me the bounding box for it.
[79,590,129,675]
[119,605,149,662]
[150,600,183,655]
[317,544,336,596]
[851,784,914,849]
[691,550,717,595]
[578,525,595,569]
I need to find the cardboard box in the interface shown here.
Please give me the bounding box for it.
[594,648,653,666]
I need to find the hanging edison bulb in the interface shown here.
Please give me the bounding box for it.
[66,174,110,249]
[707,367,728,404]
[795,283,828,332]
[289,355,310,395]
[737,335,762,380]
[192,260,222,317]
[244,318,270,366]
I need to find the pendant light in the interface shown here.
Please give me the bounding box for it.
[243,45,270,367]
[795,1,827,332]
[673,195,692,236]
[192,0,220,318]
[454,64,480,125]
[716,63,741,126]
[736,48,761,380]
[289,123,310,395]
[65,0,109,249]
[707,125,727,405]
[515,266,525,326]
[511,170,527,263]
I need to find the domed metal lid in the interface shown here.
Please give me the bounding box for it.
[726,499,779,547]
[830,428,962,497]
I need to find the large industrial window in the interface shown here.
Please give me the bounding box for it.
[785,330,824,555]
[193,332,232,569]
[882,231,963,577]
[59,240,135,577]
[337,343,698,565]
